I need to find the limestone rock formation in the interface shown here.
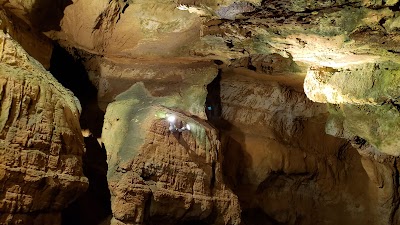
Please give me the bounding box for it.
[0,5,53,68]
[2,0,400,225]
[304,62,400,156]
[0,31,88,224]
[102,83,240,225]
[212,68,400,225]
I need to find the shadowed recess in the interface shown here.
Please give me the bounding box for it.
[49,44,111,225]
[30,0,73,31]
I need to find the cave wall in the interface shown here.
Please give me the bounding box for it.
[216,68,399,225]
[102,83,240,225]
[1,0,400,225]
[0,31,88,224]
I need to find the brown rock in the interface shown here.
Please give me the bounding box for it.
[216,68,400,225]
[103,83,240,225]
[3,0,400,224]
[0,31,88,224]
[0,5,53,68]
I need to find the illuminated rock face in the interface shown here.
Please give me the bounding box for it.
[305,63,400,105]
[102,83,240,225]
[97,59,240,225]
[304,62,400,156]
[214,69,400,225]
[3,0,400,225]
[0,32,88,224]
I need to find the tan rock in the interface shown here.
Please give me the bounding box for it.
[218,68,398,225]
[0,31,88,224]
[80,55,218,118]
[305,63,400,156]
[48,0,203,58]
[304,63,400,105]
[2,0,400,224]
[103,83,240,225]
[0,9,52,68]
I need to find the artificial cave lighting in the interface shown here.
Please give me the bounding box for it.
[166,114,191,133]
[167,115,176,123]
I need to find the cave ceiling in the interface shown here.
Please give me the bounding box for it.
[3,0,395,156]
[2,1,400,224]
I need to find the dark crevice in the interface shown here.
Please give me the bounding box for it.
[352,136,367,148]
[30,0,73,32]
[213,60,224,65]
[93,14,104,30]
[248,64,257,71]
[49,44,111,225]
[205,70,222,124]
[380,99,400,112]
[388,49,400,54]
[205,69,259,225]
[379,17,387,27]
[116,14,122,24]
[393,103,400,111]
[210,161,216,189]
[225,40,234,48]
[121,3,129,13]
[50,45,96,106]
[337,142,350,161]
[389,1,400,11]
[62,138,111,225]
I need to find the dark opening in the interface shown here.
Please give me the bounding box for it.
[205,71,222,124]
[213,60,224,65]
[248,64,257,71]
[241,208,283,225]
[49,44,112,225]
[389,1,400,11]
[30,0,73,31]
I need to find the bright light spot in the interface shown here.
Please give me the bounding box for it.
[293,53,380,68]
[186,124,191,130]
[167,115,176,122]
[176,4,210,16]
[177,4,189,10]
[304,68,347,104]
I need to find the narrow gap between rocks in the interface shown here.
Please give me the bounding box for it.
[49,44,112,225]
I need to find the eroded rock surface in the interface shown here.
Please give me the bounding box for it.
[103,83,240,225]
[2,0,400,225]
[0,4,53,68]
[214,68,400,225]
[0,31,88,224]
[304,62,400,156]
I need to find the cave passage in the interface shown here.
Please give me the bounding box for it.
[205,70,222,125]
[49,44,112,225]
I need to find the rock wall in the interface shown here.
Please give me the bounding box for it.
[304,62,400,156]
[102,83,240,225]
[215,68,400,225]
[1,0,400,225]
[0,31,88,224]
[0,2,54,68]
